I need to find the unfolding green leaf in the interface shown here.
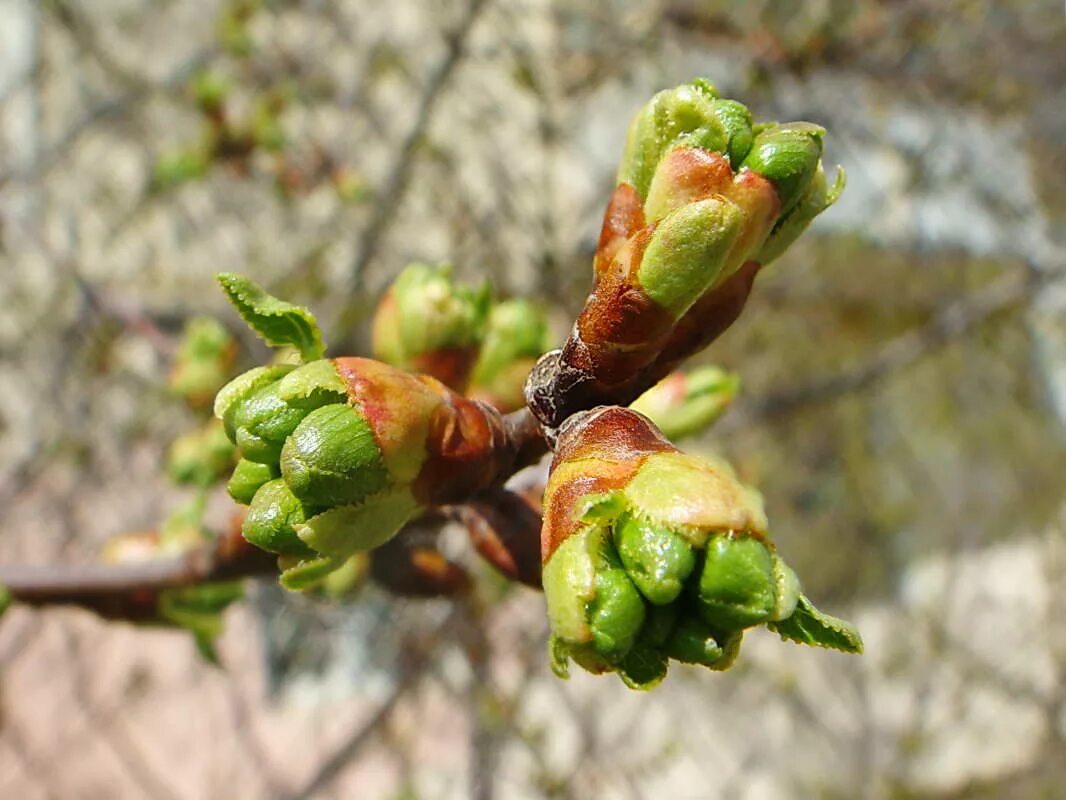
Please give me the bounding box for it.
[217,273,325,362]
[768,594,863,653]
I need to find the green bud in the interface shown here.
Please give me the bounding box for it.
[469,299,552,388]
[663,615,725,666]
[616,602,679,689]
[214,364,295,440]
[710,99,754,167]
[243,478,318,557]
[614,513,697,605]
[696,535,777,631]
[617,79,728,199]
[637,197,744,316]
[543,528,597,645]
[168,316,235,404]
[167,420,237,488]
[227,458,279,505]
[279,403,388,507]
[629,367,740,441]
[232,380,313,464]
[588,534,647,659]
[372,262,491,371]
[740,122,824,215]
[756,164,845,265]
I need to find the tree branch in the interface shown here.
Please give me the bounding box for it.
[0,531,275,620]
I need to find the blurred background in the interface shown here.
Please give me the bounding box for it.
[1,1,1065,797]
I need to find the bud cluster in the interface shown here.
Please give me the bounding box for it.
[527,79,843,428]
[215,356,520,588]
[372,263,492,391]
[205,77,861,689]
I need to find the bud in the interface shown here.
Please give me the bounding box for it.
[629,367,739,440]
[227,458,278,504]
[216,356,523,588]
[542,407,858,688]
[711,99,755,168]
[468,299,552,412]
[168,317,237,407]
[616,79,725,199]
[230,378,319,464]
[372,262,491,391]
[242,478,319,557]
[739,122,824,216]
[167,419,237,488]
[215,364,296,440]
[528,81,840,429]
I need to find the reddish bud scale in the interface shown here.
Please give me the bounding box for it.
[529,150,780,429]
[571,226,676,382]
[459,487,543,587]
[334,357,517,507]
[645,260,761,384]
[408,345,482,393]
[594,183,645,278]
[542,407,674,561]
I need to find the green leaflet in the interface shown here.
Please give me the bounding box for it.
[768,594,863,653]
[294,489,420,558]
[217,273,325,362]
[158,581,244,665]
[279,554,349,591]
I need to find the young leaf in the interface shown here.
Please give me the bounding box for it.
[217,273,325,362]
[768,594,863,653]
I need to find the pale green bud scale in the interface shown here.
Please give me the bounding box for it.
[637,197,744,316]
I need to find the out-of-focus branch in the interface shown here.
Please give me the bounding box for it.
[344,0,489,290]
[0,530,275,621]
[0,46,215,187]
